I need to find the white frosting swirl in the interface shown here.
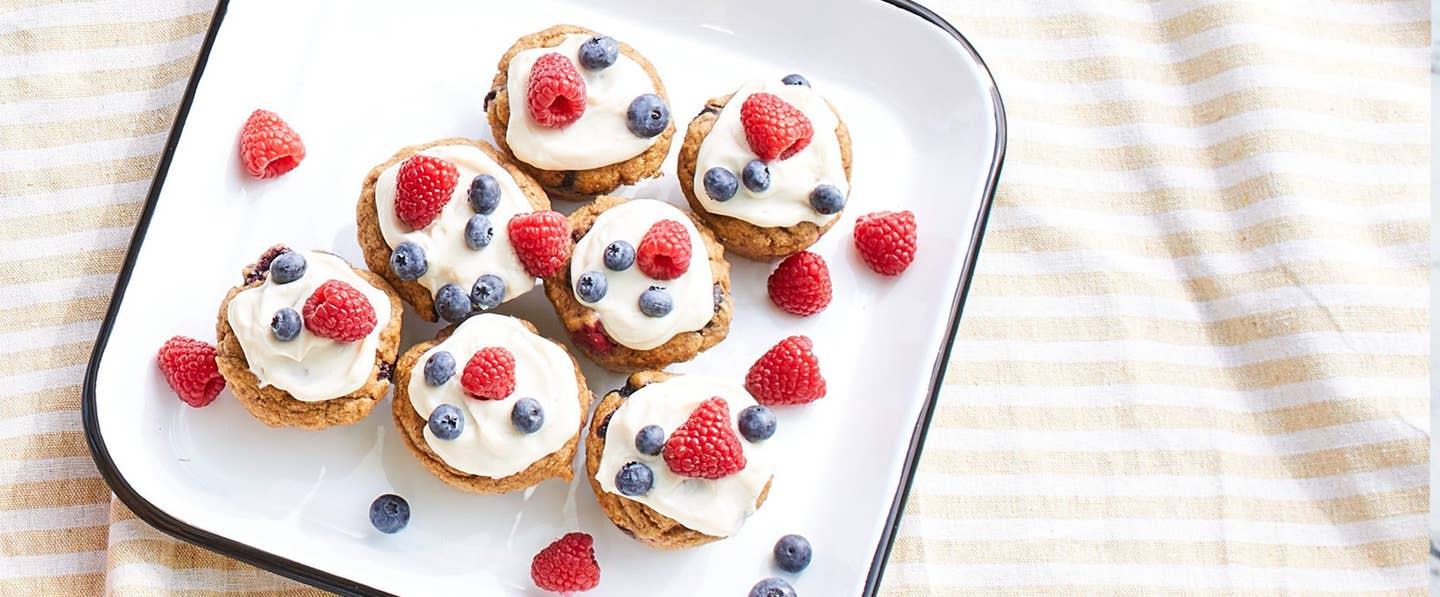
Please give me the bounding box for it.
[569,200,712,350]
[595,375,775,537]
[226,251,390,402]
[374,143,536,305]
[407,314,582,479]
[692,80,848,228]
[505,33,660,170]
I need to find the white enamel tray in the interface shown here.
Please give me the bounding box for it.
[83,0,1005,594]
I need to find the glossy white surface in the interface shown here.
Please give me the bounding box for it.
[89,0,1000,594]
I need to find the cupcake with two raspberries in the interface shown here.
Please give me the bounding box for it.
[586,371,777,549]
[486,25,674,197]
[393,314,592,493]
[215,247,402,429]
[678,74,852,259]
[542,196,732,372]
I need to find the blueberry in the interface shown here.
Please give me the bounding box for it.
[603,240,635,271]
[575,270,608,303]
[434,283,473,322]
[470,274,506,311]
[427,404,463,440]
[738,405,777,442]
[423,351,455,386]
[774,534,812,573]
[578,35,619,70]
[638,287,672,317]
[742,160,771,193]
[703,167,738,202]
[782,73,810,87]
[270,307,301,341]
[615,461,654,496]
[748,578,796,597]
[511,397,544,434]
[464,214,493,250]
[369,494,410,534]
[468,174,501,215]
[389,241,427,281]
[635,424,664,455]
[809,184,846,215]
[269,251,306,284]
[626,94,670,138]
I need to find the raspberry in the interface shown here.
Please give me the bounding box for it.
[635,219,691,281]
[745,336,826,406]
[508,211,572,277]
[662,397,747,479]
[767,251,831,316]
[156,336,225,407]
[301,280,377,343]
[527,53,587,128]
[740,93,813,161]
[460,347,515,401]
[531,532,600,593]
[238,109,305,179]
[394,155,459,230]
[571,320,617,355]
[854,210,917,276]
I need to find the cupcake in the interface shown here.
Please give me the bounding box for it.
[392,314,592,493]
[541,196,731,372]
[677,75,852,259]
[486,25,673,197]
[215,246,402,429]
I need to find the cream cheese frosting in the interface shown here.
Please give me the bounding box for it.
[595,375,775,537]
[226,251,390,402]
[374,143,536,305]
[692,80,848,228]
[505,34,660,170]
[569,199,712,351]
[407,314,582,479]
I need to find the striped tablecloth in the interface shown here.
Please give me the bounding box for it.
[2,0,1428,594]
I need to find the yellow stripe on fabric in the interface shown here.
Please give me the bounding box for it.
[0,202,144,240]
[0,431,90,461]
[954,7,1426,47]
[945,354,1428,388]
[1022,133,1428,169]
[889,537,1421,568]
[1009,91,1426,127]
[0,56,194,103]
[0,573,104,595]
[0,477,107,511]
[0,297,111,334]
[1003,45,1424,85]
[109,588,325,597]
[0,155,160,196]
[999,177,1426,213]
[0,386,82,419]
[0,108,177,152]
[959,307,1427,346]
[983,220,1426,258]
[932,398,1424,434]
[967,265,1427,302]
[0,342,92,377]
[0,525,109,557]
[0,248,126,286]
[0,11,210,56]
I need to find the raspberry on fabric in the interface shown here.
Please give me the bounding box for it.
[394,155,459,230]
[301,279,378,343]
[853,210,918,276]
[508,211,572,277]
[766,251,832,316]
[745,335,826,406]
[662,397,747,479]
[156,336,225,407]
[527,53,587,128]
[635,219,692,281]
[238,109,305,179]
[460,347,516,401]
[739,93,813,161]
[531,532,600,593]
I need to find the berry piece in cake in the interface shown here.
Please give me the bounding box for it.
[603,240,635,271]
[749,578,796,597]
[424,351,456,386]
[470,274,507,311]
[571,320,617,355]
[468,174,501,215]
[578,35,618,70]
[394,155,459,230]
[738,405,777,442]
[781,73,810,87]
[531,532,600,593]
[369,494,409,534]
[461,347,516,401]
[662,397,747,479]
[575,270,608,303]
[527,53,587,128]
[745,336,826,406]
[638,287,673,318]
[704,167,738,202]
[774,534,812,573]
[434,283,473,323]
[428,403,463,440]
[615,461,654,496]
[809,183,846,215]
[389,241,427,281]
[742,159,771,193]
[302,279,377,342]
[238,109,305,179]
[740,92,813,161]
[270,308,301,341]
[854,210,918,276]
[626,93,670,138]
[767,251,831,316]
[636,220,691,280]
[511,397,545,433]
[156,335,225,407]
[508,211,572,277]
[465,214,494,250]
[268,251,307,285]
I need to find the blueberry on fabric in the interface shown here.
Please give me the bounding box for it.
[389,241,427,281]
[748,578,796,597]
[464,214,493,250]
[470,274,507,311]
[578,35,619,70]
[635,424,664,455]
[511,397,544,434]
[428,403,463,440]
[738,405,776,442]
[638,287,673,317]
[704,167,738,202]
[468,174,501,215]
[576,270,608,303]
[742,160,770,193]
[809,184,845,215]
[424,351,456,386]
[369,494,410,534]
[615,461,654,496]
[434,283,473,323]
[781,73,810,87]
[604,240,635,271]
[270,307,301,341]
[773,534,813,572]
[269,251,307,284]
[626,94,670,138]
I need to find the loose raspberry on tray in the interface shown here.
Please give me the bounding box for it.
[527,52,587,128]
[238,109,305,179]
[854,210,917,276]
[460,346,516,401]
[740,92,813,161]
[394,155,459,230]
[662,396,747,479]
[531,532,600,593]
[767,251,832,316]
[301,279,377,343]
[156,335,225,407]
[508,210,572,277]
[636,219,691,281]
[745,335,826,406]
